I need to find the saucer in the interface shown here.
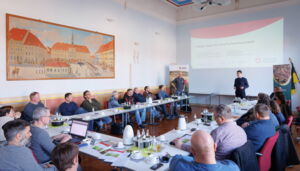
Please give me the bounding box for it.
[130,152,144,160]
[113,145,125,150]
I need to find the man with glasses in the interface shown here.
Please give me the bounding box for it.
[30,107,71,163]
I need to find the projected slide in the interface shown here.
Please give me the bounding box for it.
[191,18,283,69]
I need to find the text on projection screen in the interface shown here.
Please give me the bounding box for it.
[190,17,283,69]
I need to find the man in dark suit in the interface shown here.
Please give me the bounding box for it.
[234,70,249,99]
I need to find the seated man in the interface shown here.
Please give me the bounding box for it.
[51,142,79,171]
[0,106,21,142]
[108,91,122,109]
[124,89,146,128]
[170,130,239,171]
[133,88,162,121]
[143,86,156,100]
[237,93,279,128]
[23,92,45,122]
[108,91,125,122]
[0,119,55,170]
[244,103,276,151]
[157,85,177,119]
[30,107,71,163]
[58,93,86,116]
[257,93,279,128]
[81,90,112,129]
[175,104,247,160]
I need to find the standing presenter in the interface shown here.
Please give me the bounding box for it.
[234,70,249,99]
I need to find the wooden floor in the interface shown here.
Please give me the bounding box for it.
[80,105,300,171]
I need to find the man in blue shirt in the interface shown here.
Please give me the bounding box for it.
[234,70,249,99]
[133,88,162,122]
[157,85,177,119]
[169,130,239,171]
[108,91,122,109]
[244,103,276,151]
[23,92,45,122]
[30,107,71,163]
[58,93,86,116]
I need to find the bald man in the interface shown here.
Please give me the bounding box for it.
[169,130,239,171]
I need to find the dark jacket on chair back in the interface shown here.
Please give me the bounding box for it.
[270,125,299,171]
[230,141,259,171]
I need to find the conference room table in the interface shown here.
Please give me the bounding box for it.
[47,124,189,171]
[47,99,256,171]
[46,118,220,171]
[228,100,257,117]
[58,95,191,127]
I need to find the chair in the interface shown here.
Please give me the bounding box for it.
[287,115,293,128]
[257,131,280,171]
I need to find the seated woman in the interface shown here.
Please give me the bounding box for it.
[274,92,292,120]
[0,106,21,142]
[123,89,146,128]
[270,100,286,124]
[80,90,112,129]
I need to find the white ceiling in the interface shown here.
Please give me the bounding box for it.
[174,0,288,21]
[112,0,292,23]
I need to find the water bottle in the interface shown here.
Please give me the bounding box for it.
[137,129,141,138]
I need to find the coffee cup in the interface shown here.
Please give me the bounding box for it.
[131,151,143,160]
[159,135,166,142]
[84,116,91,120]
[146,154,159,164]
[93,133,101,140]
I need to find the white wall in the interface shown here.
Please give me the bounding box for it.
[176,0,300,110]
[0,0,177,99]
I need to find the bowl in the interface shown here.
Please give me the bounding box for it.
[51,119,65,126]
[123,105,131,110]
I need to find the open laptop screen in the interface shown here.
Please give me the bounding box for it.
[70,120,88,138]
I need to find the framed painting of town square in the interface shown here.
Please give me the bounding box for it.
[6,14,115,80]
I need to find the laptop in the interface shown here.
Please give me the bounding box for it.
[69,119,89,144]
